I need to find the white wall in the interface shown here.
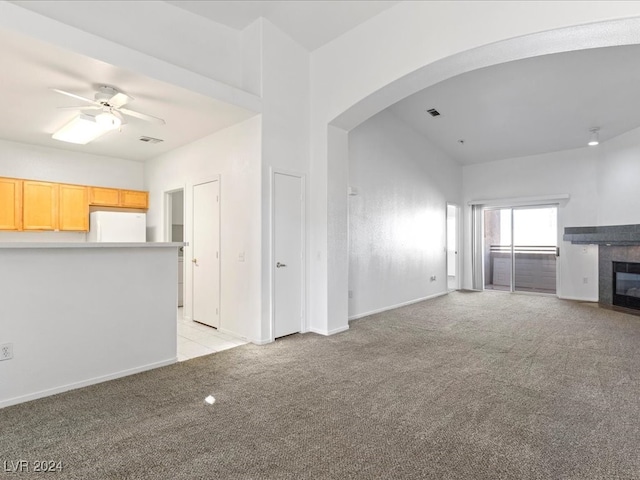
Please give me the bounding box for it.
[349,110,461,318]
[144,116,262,343]
[596,127,640,225]
[0,245,177,408]
[258,20,311,340]
[11,0,244,92]
[0,138,144,188]
[0,138,144,242]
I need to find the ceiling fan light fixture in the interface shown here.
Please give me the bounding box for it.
[588,127,600,146]
[52,113,109,145]
[95,111,122,130]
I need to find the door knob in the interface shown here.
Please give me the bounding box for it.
[192,258,198,264]
[276,262,287,268]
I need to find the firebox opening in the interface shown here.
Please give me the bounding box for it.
[612,261,640,310]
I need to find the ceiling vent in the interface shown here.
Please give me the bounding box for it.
[139,136,163,144]
[426,108,441,117]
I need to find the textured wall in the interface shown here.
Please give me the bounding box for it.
[348,110,461,319]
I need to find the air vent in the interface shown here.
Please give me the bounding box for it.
[139,136,163,144]
[426,108,440,117]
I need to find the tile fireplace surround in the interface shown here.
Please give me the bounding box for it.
[564,225,640,308]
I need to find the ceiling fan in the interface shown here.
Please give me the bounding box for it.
[52,85,166,127]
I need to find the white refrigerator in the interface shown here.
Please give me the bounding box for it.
[87,211,147,242]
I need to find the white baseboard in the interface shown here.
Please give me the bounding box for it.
[0,358,177,410]
[308,325,350,336]
[348,291,449,321]
[558,295,599,303]
[251,338,274,345]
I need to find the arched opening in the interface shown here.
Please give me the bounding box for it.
[326,16,640,327]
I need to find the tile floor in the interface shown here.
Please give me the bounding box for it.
[177,307,248,361]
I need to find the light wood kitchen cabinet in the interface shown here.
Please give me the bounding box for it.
[0,176,148,231]
[59,184,88,231]
[120,189,148,209]
[89,186,148,209]
[0,177,22,230]
[89,187,121,207]
[23,181,58,230]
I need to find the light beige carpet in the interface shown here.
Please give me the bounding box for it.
[2,291,640,479]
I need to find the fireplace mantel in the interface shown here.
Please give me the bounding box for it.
[563,225,640,245]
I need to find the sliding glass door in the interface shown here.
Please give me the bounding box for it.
[483,206,557,294]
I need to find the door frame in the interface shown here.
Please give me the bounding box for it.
[164,186,186,311]
[270,168,306,341]
[481,203,559,295]
[191,175,221,327]
[163,186,186,242]
[446,202,461,291]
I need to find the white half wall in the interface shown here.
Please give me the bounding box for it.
[348,110,462,319]
[144,116,262,343]
[0,244,178,409]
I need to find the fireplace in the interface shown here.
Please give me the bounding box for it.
[612,261,640,310]
[563,225,640,311]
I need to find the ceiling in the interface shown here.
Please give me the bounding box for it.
[166,0,400,51]
[0,28,256,162]
[390,44,640,165]
[2,2,640,167]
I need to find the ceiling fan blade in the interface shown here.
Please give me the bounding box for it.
[108,92,133,108]
[56,105,101,110]
[119,107,165,125]
[51,88,100,106]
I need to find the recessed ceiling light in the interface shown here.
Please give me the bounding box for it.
[588,127,600,146]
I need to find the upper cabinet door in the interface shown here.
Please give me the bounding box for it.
[0,177,23,230]
[89,187,120,207]
[120,190,149,209]
[23,181,58,230]
[59,184,88,231]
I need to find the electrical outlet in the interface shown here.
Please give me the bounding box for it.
[583,277,589,284]
[348,290,353,299]
[0,343,13,361]
[430,275,437,281]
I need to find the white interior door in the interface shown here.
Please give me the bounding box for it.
[273,172,303,338]
[192,180,220,328]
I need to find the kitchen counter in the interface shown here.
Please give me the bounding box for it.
[0,242,185,249]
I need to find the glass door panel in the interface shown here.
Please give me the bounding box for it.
[512,207,557,294]
[483,208,512,291]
